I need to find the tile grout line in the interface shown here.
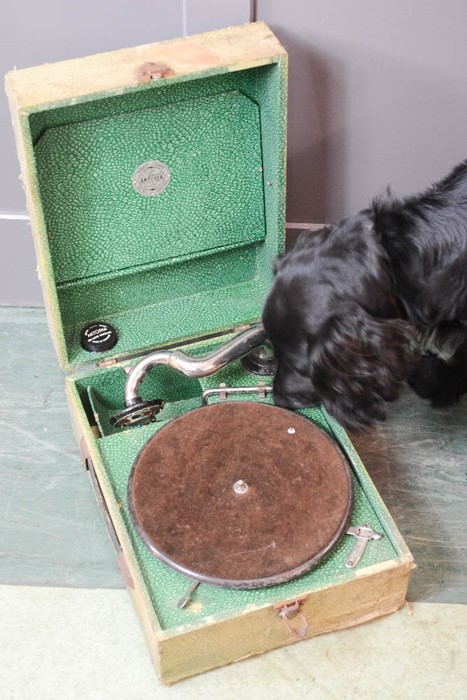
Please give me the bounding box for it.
[0,213,29,220]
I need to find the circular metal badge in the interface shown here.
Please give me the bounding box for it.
[132,160,171,196]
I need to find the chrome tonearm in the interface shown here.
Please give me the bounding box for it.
[111,324,268,428]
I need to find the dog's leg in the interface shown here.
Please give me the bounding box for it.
[408,326,467,406]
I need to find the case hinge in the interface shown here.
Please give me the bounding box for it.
[84,457,134,589]
[273,595,309,638]
[97,357,119,368]
[233,323,254,333]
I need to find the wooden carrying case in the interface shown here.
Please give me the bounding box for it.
[5,23,414,685]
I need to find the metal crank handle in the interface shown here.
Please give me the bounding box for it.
[111,324,267,428]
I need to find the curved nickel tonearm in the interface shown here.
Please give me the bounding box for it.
[111,324,268,429]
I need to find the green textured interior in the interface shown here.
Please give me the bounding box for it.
[73,336,400,633]
[28,65,285,369]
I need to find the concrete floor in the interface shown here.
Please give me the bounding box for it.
[1,307,466,698]
[0,586,465,699]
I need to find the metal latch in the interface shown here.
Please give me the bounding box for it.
[202,381,273,404]
[85,457,134,589]
[346,523,383,568]
[273,596,309,638]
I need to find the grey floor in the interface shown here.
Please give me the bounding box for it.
[1,306,466,698]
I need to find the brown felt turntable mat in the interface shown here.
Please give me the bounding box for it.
[128,402,353,588]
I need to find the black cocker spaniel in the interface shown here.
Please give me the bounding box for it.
[262,159,467,431]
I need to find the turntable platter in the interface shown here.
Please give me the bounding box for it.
[128,402,353,588]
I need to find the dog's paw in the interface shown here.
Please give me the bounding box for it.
[407,353,463,407]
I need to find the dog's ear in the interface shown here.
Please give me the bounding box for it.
[273,226,335,275]
[311,310,415,431]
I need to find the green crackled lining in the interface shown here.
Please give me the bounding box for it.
[34,92,265,284]
[28,65,286,369]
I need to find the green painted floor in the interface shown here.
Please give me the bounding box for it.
[0,307,122,588]
[1,306,466,697]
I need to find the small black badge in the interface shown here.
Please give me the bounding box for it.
[81,322,118,353]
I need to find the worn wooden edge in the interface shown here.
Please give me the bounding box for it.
[4,95,67,368]
[157,559,414,684]
[64,380,164,677]
[4,22,286,110]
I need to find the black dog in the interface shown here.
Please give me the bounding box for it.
[262,159,467,431]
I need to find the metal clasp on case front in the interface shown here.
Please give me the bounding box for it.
[274,596,309,638]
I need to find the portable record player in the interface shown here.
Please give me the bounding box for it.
[5,23,414,685]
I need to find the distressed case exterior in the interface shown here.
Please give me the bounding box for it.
[6,23,414,685]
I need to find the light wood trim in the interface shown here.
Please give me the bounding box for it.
[5,22,286,110]
[158,560,414,684]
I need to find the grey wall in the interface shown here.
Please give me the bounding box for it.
[258,0,467,224]
[3,0,467,304]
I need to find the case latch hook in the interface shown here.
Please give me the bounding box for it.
[274,596,309,638]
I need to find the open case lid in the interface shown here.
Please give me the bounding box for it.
[5,22,287,372]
